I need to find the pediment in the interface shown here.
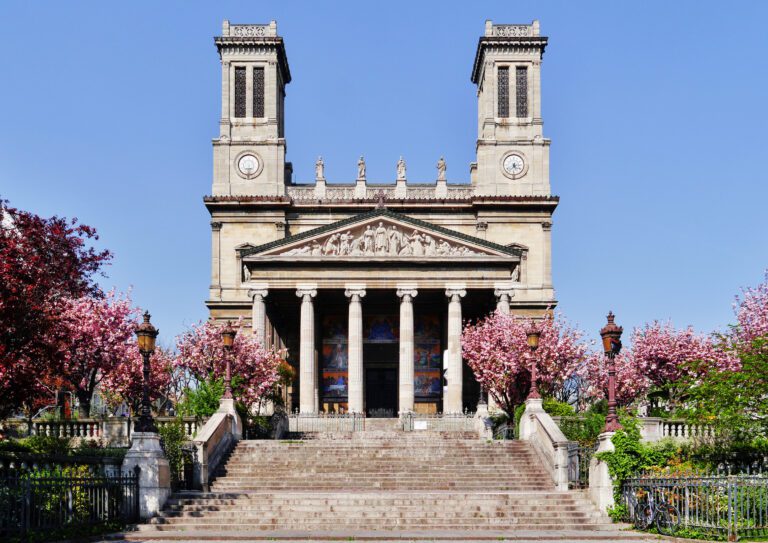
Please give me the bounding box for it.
[240,209,521,261]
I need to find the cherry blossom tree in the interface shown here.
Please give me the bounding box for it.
[100,346,175,415]
[0,200,111,418]
[733,271,768,349]
[630,321,736,409]
[461,311,591,416]
[576,350,649,408]
[174,320,283,408]
[49,291,140,417]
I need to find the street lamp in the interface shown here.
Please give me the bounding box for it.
[221,321,237,400]
[526,325,541,400]
[600,311,623,432]
[134,311,159,433]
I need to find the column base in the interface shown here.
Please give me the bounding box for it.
[122,432,171,519]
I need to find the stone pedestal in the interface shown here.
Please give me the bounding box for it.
[217,398,243,439]
[122,432,171,519]
[103,418,130,448]
[518,397,543,440]
[588,431,616,513]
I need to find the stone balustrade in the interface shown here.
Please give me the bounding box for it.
[286,184,474,202]
[518,399,575,491]
[1,416,202,447]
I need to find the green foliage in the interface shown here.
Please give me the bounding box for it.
[558,412,606,446]
[684,338,768,443]
[595,416,678,500]
[23,435,72,456]
[158,419,188,487]
[606,503,628,523]
[542,398,575,417]
[587,399,608,415]
[178,377,225,418]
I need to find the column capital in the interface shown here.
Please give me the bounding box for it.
[445,288,466,300]
[344,288,366,300]
[248,287,269,300]
[494,288,516,299]
[296,288,317,300]
[396,288,418,300]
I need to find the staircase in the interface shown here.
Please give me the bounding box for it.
[133,428,648,540]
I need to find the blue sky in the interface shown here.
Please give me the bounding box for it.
[1,1,766,346]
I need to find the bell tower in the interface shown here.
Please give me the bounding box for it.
[212,20,291,196]
[471,20,550,196]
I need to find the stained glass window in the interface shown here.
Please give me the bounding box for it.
[234,67,246,118]
[497,66,509,118]
[516,66,528,118]
[253,67,265,118]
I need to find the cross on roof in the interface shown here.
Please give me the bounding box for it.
[376,189,387,209]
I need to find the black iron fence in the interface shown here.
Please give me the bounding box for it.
[568,443,596,489]
[622,473,768,540]
[0,466,140,540]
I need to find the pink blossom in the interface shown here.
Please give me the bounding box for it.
[174,319,284,406]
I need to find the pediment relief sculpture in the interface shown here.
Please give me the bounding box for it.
[275,221,491,258]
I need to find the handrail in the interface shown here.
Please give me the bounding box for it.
[191,412,238,491]
[518,401,576,491]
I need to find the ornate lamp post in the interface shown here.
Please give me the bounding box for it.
[526,326,541,400]
[221,321,237,400]
[600,312,623,432]
[134,311,159,433]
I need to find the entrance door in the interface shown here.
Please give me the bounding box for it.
[365,368,398,417]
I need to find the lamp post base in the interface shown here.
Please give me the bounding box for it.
[122,432,171,519]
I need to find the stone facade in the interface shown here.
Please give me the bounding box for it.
[206,20,557,415]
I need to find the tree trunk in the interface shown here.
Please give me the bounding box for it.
[77,390,91,419]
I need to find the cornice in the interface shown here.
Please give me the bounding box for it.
[471,36,548,84]
[214,36,291,84]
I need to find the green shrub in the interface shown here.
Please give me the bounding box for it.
[178,378,224,418]
[158,419,188,487]
[558,412,605,446]
[24,435,72,456]
[543,398,575,417]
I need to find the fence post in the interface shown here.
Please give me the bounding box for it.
[727,480,735,542]
[22,476,31,539]
[133,465,141,523]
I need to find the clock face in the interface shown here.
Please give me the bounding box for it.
[503,154,525,176]
[237,154,260,177]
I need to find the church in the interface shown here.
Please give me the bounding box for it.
[205,19,557,416]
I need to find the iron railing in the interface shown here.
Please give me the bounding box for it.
[567,443,596,488]
[288,412,366,433]
[401,412,476,432]
[622,473,768,540]
[0,466,140,539]
[493,422,516,440]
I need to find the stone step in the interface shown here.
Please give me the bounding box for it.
[139,521,620,532]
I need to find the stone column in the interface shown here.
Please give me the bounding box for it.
[397,288,418,413]
[444,288,466,413]
[345,288,366,413]
[296,287,317,413]
[494,288,515,315]
[248,287,268,346]
[542,221,553,288]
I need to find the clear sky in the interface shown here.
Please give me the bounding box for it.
[1,1,766,347]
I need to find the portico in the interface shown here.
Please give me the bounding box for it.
[237,208,526,415]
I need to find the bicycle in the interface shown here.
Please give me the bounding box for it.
[629,487,681,536]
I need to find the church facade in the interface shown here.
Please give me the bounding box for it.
[205,20,557,416]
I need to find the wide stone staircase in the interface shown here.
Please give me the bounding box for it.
[133,427,648,540]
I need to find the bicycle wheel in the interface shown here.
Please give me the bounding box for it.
[634,505,652,530]
[655,503,680,536]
